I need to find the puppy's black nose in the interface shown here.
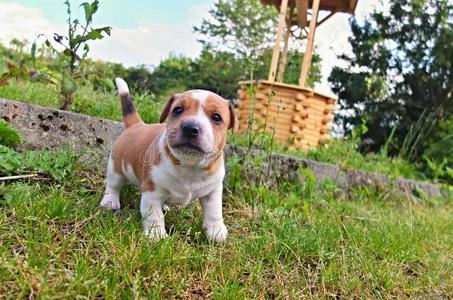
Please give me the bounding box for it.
[182,122,200,138]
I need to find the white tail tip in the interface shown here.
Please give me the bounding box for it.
[115,77,129,95]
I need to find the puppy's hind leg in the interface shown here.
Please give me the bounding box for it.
[100,156,125,210]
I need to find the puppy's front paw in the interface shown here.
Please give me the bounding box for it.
[144,224,168,241]
[100,194,120,210]
[204,221,228,243]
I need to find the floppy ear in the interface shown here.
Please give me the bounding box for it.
[160,94,178,123]
[228,102,239,133]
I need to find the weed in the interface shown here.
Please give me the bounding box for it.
[0,145,21,175]
[0,119,21,147]
[43,0,112,109]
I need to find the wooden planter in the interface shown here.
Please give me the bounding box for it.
[237,80,336,150]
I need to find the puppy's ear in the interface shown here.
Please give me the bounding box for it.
[160,94,178,123]
[228,102,239,133]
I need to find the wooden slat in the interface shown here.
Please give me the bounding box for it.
[276,15,292,82]
[268,0,289,82]
[299,0,321,87]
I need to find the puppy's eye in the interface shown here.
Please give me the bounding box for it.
[172,106,184,117]
[211,113,222,124]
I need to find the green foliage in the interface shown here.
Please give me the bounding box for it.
[0,119,21,147]
[44,0,112,109]
[189,48,245,99]
[21,149,83,181]
[329,0,453,157]
[149,54,192,98]
[0,80,162,124]
[226,154,243,191]
[0,145,21,175]
[194,0,277,59]
[298,167,316,199]
[422,116,453,184]
[0,141,83,181]
[229,132,424,181]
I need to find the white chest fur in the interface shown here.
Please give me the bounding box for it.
[151,156,224,207]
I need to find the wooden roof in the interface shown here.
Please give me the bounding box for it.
[261,0,358,15]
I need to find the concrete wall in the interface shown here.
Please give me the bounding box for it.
[1,98,446,198]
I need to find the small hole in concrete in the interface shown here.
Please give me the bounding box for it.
[47,115,53,121]
[2,116,10,122]
[12,114,17,119]
[37,114,44,120]
[60,124,68,131]
[96,138,104,145]
[31,122,36,126]
[39,124,50,131]
[52,111,59,117]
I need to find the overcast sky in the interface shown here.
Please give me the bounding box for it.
[0,0,382,95]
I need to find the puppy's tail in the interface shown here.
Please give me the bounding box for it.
[115,77,142,128]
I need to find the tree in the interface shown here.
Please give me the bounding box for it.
[189,47,245,99]
[329,0,453,156]
[194,0,322,88]
[194,0,277,60]
[148,54,193,97]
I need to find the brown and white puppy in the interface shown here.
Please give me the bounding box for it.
[100,78,238,242]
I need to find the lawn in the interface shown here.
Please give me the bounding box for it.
[1,80,452,298]
[0,156,452,298]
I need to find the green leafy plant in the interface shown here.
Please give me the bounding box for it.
[45,0,111,110]
[0,145,21,175]
[0,119,21,148]
[298,167,316,199]
[21,149,83,181]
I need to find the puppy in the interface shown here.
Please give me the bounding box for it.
[100,78,238,242]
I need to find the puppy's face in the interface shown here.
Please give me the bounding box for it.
[160,90,238,166]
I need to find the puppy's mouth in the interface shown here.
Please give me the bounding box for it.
[172,142,206,153]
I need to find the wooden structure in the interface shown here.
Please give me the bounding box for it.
[238,80,335,149]
[237,0,358,149]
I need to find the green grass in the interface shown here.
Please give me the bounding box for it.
[0,80,162,124]
[0,157,452,298]
[229,131,426,182]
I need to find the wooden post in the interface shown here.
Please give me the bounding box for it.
[298,0,320,87]
[268,0,289,82]
[276,8,293,82]
[295,0,308,27]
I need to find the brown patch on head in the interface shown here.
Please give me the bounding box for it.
[160,93,200,123]
[202,94,232,153]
